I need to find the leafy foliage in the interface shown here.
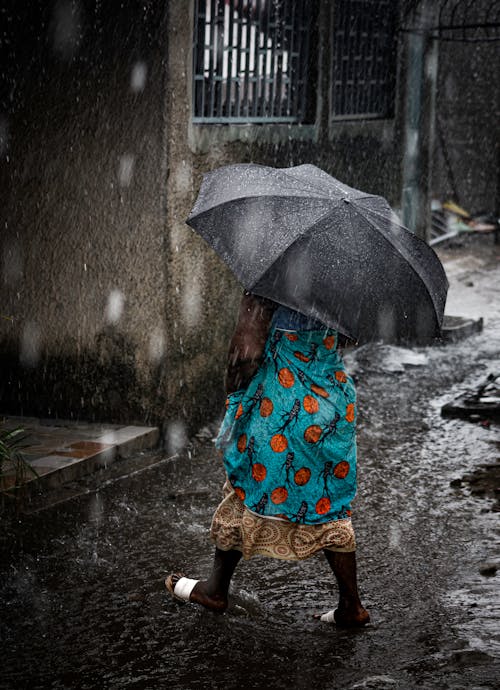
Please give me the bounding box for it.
[0,422,37,498]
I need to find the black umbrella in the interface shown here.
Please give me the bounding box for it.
[186,163,448,344]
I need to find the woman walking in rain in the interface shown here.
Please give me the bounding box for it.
[166,291,370,627]
[166,162,447,626]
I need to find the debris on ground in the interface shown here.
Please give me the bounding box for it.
[441,373,500,422]
[431,200,499,246]
[441,314,484,342]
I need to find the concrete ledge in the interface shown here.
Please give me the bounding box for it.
[0,417,160,493]
[94,426,160,457]
[441,315,484,343]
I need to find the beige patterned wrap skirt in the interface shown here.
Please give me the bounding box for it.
[210,480,356,561]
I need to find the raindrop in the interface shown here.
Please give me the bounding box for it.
[105,289,125,324]
[19,321,41,368]
[0,115,9,156]
[377,305,396,342]
[51,0,83,60]
[130,61,148,93]
[2,241,23,285]
[148,326,166,363]
[182,270,203,330]
[405,128,419,160]
[283,251,312,305]
[425,50,438,80]
[165,420,188,456]
[88,493,104,524]
[171,159,192,195]
[388,522,402,549]
[118,154,135,188]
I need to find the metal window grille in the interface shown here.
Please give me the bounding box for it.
[331,0,398,120]
[192,0,314,123]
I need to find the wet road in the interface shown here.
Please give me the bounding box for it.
[1,246,499,689]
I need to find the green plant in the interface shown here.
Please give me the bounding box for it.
[0,423,38,497]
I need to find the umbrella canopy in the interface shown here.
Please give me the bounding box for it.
[186,163,448,344]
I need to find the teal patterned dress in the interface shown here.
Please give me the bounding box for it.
[215,307,357,525]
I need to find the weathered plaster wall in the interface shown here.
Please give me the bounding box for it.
[0,1,170,424]
[1,0,412,437]
[433,40,500,214]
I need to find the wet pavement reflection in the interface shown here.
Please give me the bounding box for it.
[1,252,499,689]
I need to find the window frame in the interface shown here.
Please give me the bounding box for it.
[191,0,319,126]
[329,0,399,123]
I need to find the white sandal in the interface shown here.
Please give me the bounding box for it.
[319,610,336,623]
[165,573,199,603]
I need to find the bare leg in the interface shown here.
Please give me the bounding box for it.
[169,548,242,612]
[323,550,370,627]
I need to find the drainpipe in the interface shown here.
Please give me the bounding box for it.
[401,1,439,242]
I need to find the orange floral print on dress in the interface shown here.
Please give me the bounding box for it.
[315,497,331,515]
[270,433,288,452]
[260,397,274,417]
[323,335,336,350]
[215,325,357,525]
[237,434,247,453]
[251,463,267,482]
[304,425,322,443]
[310,383,329,398]
[278,368,295,388]
[303,395,319,414]
[294,467,311,485]
[234,486,246,501]
[333,460,350,479]
[271,486,288,504]
[345,403,355,422]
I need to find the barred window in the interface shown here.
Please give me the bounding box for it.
[331,0,398,120]
[192,0,316,123]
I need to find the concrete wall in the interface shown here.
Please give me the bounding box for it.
[433,30,500,214]
[0,1,171,425]
[1,0,415,438]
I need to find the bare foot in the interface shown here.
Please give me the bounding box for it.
[314,603,370,627]
[333,602,370,628]
[166,574,228,613]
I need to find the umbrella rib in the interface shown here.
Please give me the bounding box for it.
[187,193,332,221]
[246,202,347,289]
[352,203,448,317]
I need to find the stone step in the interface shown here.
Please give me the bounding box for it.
[0,416,160,492]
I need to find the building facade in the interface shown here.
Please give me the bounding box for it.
[2,0,491,438]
